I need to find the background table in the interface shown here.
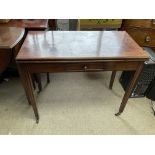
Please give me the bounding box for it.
[0,19,49,31]
[0,19,50,91]
[16,31,148,123]
[0,27,24,73]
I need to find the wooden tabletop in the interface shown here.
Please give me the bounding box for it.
[16,31,148,61]
[0,27,25,49]
[0,19,48,30]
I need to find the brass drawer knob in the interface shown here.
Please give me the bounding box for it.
[145,36,151,42]
[84,65,88,70]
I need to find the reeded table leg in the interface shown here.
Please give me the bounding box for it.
[17,63,39,123]
[109,71,116,89]
[115,63,144,116]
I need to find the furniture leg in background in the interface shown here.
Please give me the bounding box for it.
[109,71,116,89]
[32,73,50,92]
[47,72,50,83]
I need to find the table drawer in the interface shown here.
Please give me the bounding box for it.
[126,28,155,47]
[65,63,105,71]
[123,19,155,29]
[57,61,137,72]
[27,61,140,73]
[64,62,138,72]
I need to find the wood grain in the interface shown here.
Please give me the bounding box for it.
[122,19,155,29]
[0,19,48,30]
[0,27,25,49]
[16,31,148,61]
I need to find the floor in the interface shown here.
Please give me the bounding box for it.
[0,71,155,135]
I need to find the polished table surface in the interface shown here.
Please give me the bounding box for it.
[0,27,24,49]
[17,31,147,60]
[0,27,24,72]
[16,31,148,123]
[0,19,48,30]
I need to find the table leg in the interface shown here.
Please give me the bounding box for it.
[31,74,36,90]
[17,64,39,123]
[109,71,116,89]
[35,74,42,93]
[115,63,144,116]
[47,72,50,83]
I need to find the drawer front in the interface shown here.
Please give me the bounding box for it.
[126,28,155,47]
[27,61,140,73]
[65,62,134,71]
[65,63,105,71]
[123,19,155,29]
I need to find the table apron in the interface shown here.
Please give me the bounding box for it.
[18,61,141,73]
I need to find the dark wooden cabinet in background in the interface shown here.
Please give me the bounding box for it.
[120,19,155,98]
[122,19,155,48]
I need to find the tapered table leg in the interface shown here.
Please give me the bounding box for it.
[17,63,39,123]
[17,64,31,105]
[109,71,116,89]
[115,63,144,116]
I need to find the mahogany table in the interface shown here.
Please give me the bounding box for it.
[0,19,48,31]
[0,19,49,91]
[16,31,148,123]
[0,27,25,73]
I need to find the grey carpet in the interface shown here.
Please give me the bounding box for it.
[0,71,155,134]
